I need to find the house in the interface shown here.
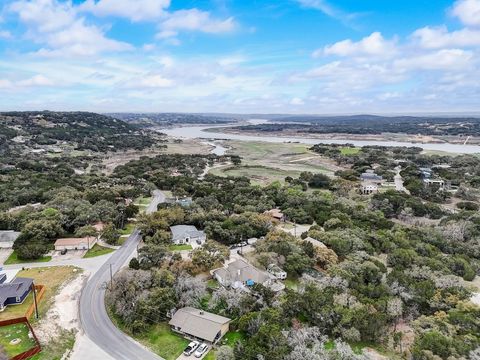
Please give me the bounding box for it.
[0,230,20,248]
[264,208,285,222]
[170,225,206,245]
[54,237,97,251]
[360,170,383,183]
[0,277,33,312]
[212,259,275,289]
[360,183,378,195]
[169,307,231,344]
[424,178,446,190]
[267,264,287,280]
[92,222,106,233]
[304,236,327,249]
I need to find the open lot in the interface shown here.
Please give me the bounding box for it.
[0,322,37,358]
[83,245,115,258]
[208,140,342,185]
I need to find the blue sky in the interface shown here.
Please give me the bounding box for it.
[0,0,480,114]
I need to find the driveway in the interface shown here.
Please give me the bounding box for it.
[51,249,86,261]
[176,348,210,360]
[0,248,13,264]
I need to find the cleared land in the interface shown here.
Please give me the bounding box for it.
[0,267,80,321]
[208,140,342,185]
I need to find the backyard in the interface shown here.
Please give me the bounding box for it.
[0,322,37,359]
[0,266,81,321]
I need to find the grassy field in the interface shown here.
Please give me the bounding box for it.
[135,196,152,213]
[83,244,115,258]
[30,329,76,360]
[133,323,189,360]
[168,244,193,251]
[0,322,37,358]
[340,147,361,155]
[0,266,81,321]
[119,222,136,235]
[208,140,339,185]
[4,251,52,265]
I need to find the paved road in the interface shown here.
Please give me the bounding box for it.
[78,190,165,360]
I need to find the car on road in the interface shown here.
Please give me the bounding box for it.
[194,343,208,358]
[183,341,200,356]
[229,241,248,249]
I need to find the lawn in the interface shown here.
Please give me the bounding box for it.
[0,322,37,358]
[3,251,52,265]
[340,147,361,155]
[204,331,246,360]
[284,277,299,290]
[137,323,189,360]
[119,223,136,236]
[83,244,115,258]
[168,244,193,251]
[135,196,152,213]
[0,266,81,321]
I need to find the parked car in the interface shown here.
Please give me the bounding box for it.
[60,249,67,255]
[183,341,200,356]
[194,343,208,358]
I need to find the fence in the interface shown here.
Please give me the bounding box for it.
[24,285,45,319]
[0,317,41,360]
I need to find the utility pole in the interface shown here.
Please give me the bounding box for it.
[32,282,39,319]
[109,263,113,289]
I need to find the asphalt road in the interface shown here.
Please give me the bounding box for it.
[79,190,165,360]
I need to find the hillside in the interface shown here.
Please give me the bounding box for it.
[0,111,157,152]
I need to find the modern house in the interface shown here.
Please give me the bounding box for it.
[169,307,231,344]
[0,277,33,312]
[54,236,97,251]
[0,230,20,248]
[264,208,285,222]
[212,259,275,290]
[267,264,287,280]
[170,225,206,245]
[166,197,194,207]
[360,170,383,195]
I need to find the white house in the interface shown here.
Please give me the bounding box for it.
[170,225,206,245]
[267,264,287,280]
[0,231,20,249]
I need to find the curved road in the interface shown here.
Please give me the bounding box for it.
[79,190,165,360]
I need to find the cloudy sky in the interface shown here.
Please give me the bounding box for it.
[1,0,480,114]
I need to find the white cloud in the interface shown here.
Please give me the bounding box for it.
[80,0,170,22]
[0,30,12,39]
[18,74,54,86]
[412,26,480,48]
[452,0,480,27]
[295,0,358,26]
[290,97,305,105]
[394,49,473,71]
[317,32,397,57]
[9,0,132,56]
[156,9,236,39]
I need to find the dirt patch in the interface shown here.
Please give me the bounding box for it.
[35,271,88,343]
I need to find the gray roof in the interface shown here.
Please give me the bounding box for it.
[0,277,33,305]
[360,173,383,181]
[169,307,230,342]
[0,230,21,243]
[170,225,205,241]
[214,259,273,285]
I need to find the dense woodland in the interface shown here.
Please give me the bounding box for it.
[230,115,480,136]
[108,146,479,360]
[108,112,237,127]
[1,113,479,359]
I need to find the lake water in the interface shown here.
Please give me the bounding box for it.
[161,123,480,155]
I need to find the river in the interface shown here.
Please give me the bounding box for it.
[161,123,480,155]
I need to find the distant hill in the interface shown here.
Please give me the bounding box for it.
[0,111,157,152]
[230,114,480,136]
[107,112,238,126]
